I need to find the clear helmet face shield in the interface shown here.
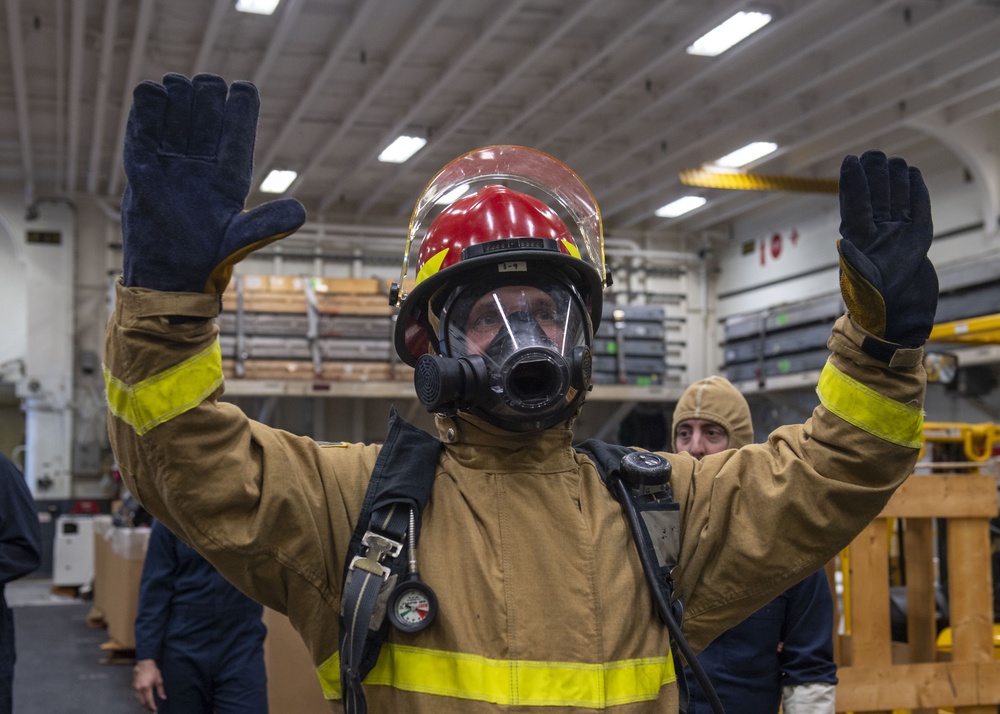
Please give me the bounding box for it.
[413,272,594,432]
[391,146,608,366]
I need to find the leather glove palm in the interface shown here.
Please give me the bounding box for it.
[838,150,938,359]
[121,73,306,294]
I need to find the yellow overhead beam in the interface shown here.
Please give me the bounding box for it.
[679,168,839,193]
[928,313,1000,345]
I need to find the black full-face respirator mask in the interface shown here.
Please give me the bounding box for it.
[413,272,594,432]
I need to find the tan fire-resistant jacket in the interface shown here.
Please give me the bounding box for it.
[104,280,927,713]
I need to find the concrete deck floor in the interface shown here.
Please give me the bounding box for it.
[8,577,141,714]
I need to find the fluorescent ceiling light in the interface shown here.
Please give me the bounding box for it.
[260,169,297,193]
[714,141,778,168]
[235,0,281,15]
[686,11,772,57]
[378,136,427,163]
[655,196,707,218]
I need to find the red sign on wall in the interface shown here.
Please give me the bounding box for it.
[758,228,798,266]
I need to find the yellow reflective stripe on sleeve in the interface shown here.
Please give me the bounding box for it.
[315,645,674,707]
[103,340,224,436]
[816,361,923,448]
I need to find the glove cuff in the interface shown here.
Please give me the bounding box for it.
[840,315,924,367]
[861,335,899,364]
[115,277,222,322]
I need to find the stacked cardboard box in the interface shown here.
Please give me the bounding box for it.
[220,274,412,382]
[90,520,150,652]
[263,608,331,713]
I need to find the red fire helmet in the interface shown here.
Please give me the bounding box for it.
[392,146,608,365]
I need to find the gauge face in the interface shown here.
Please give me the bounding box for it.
[389,580,438,633]
[395,589,431,623]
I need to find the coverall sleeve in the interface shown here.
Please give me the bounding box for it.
[778,570,838,687]
[134,521,178,662]
[669,315,926,651]
[0,455,42,585]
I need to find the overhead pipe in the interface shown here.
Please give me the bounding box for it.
[604,237,706,266]
[255,1,382,182]
[191,0,230,75]
[319,0,529,214]
[292,0,453,199]
[86,0,120,194]
[106,0,156,198]
[252,0,306,87]
[5,0,35,208]
[54,0,66,196]
[66,0,86,194]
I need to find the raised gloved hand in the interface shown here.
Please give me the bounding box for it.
[837,150,938,358]
[121,73,306,293]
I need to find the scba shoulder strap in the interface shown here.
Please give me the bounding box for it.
[573,440,690,710]
[338,406,441,714]
[338,416,699,714]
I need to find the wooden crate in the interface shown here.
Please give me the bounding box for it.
[223,274,393,315]
[220,274,403,380]
[834,471,1000,713]
[222,292,393,316]
[223,359,412,382]
[233,274,384,295]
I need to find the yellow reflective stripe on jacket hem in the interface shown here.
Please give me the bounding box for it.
[316,645,674,707]
[103,340,223,436]
[816,361,923,448]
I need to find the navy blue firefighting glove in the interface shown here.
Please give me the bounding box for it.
[121,73,306,294]
[837,150,938,361]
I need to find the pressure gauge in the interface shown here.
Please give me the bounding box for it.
[388,578,438,633]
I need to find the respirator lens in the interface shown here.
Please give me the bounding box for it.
[436,275,591,424]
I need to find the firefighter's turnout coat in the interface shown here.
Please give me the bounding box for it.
[104,281,926,712]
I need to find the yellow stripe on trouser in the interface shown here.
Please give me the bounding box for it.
[316,645,675,707]
[816,361,923,448]
[103,340,224,436]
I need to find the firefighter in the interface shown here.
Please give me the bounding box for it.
[672,376,838,714]
[105,73,938,713]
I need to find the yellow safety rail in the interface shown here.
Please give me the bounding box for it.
[920,421,999,463]
[928,313,1000,345]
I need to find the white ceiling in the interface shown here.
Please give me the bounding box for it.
[2,0,1000,243]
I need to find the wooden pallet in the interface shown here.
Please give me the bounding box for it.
[834,471,1000,713]
[86,605,106,630]
[233,275,385,295]
[222,292,395,316]
[223,359,413,382]
[99,639,136,665]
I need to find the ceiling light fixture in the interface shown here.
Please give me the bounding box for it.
[655,196,707,218]
[260,169,297,193]
[714,141,778,168]
[378,136,427,164]
[686,11,772,57]
[235,0,281,15]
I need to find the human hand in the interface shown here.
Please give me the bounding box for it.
[133,658,165,712]
[121,73,306,293]
[837,150,938,356]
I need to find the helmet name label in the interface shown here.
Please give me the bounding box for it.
[499,261,527,273]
